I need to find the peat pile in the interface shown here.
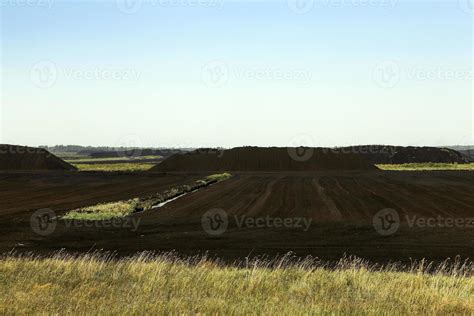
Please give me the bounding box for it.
[457,149,474,162]
[0,144,77,171]
[151,147,377,172]
[340,145,468,164]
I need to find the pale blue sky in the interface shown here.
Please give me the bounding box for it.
[1,0,472,148]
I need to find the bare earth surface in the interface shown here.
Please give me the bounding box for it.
[1,170,474,263]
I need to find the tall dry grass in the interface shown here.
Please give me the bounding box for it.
[1,251,473,314]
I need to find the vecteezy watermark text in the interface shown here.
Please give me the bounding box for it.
[201,208,312,236]
[406,215,474,229]
[373,208,474,236]
[202,60,312,88]
[30,60,141,89]
[235,215,312,231]
[1,0,54,8]
[373,60,473,88]
[116,0,224,14]
[287,0,397,15]
[30,209,141,236]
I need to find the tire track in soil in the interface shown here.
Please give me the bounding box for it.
[313,177,342,221]
[245,176,282,217]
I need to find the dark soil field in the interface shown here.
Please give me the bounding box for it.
[1,170,474,263]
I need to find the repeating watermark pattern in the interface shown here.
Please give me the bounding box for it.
[235,215,312,231]
[62,217,141,231]
[458,0,474,14]
[201,208,228,236]
[1,0,54,8]
[30,209,57,236]
[30,209,141,236]
[321,0,397,8]
[373,60,473,88]
[0,145,52,157]
[201,60,312,88]
[373,208,400,236]
[30,60,58,89]
[331,145,397,157]
[287,134,315,162]
[194,147,225,158]
[116,0,143,14]
[114,134,144,158]
[406,216,474,229]
[373,208,474,236]
[201,209,313,236]
[287,0,397,14]
[201,60,229,88]
[116,0,224,14]
[287,0,315,14]
[373,60,400,89]
[30,60,141,89]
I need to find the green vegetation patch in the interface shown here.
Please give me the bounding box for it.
[205,172,232,182]
[377,163,474,171]
[61,173,232,220]
[72,163,155,172]
[66,155,162,163]
[62,199,140,220]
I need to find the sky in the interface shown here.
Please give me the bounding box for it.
[1,0,472,148]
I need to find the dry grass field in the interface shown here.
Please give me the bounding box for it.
[1,252,473,314]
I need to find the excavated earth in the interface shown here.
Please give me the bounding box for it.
[341,145,467,164]
[1,170,474,263]
[0,144,77,171]
[152,147,378,172]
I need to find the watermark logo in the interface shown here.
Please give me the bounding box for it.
[201,208,313,235]
[30,61,140,89]
[287,0,314,14]
[458,0,474,14]
[373,60,400,89]
[287,134,315,162]
[30,60,58,89]
[373,208,400,236]
[30,208,57,236]
[116,0,143,14]
[201,208,228,235]
[114,134,143,158]
[202,60,229,88]
[195,147,225,158]
[373,60,472,88]
[30,208,141,235]
[202,60,312,87]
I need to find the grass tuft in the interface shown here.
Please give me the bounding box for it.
[377,163,474,171]
[62,199,140,220]
[73,163,155,172]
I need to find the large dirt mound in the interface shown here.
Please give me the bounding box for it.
[151,147,377,172]
[341,146,468,164]
[0,144,77,171]
[458,149,474,162]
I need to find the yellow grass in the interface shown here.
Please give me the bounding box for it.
[73,162,155,172]
[0,253,473,314]
[62,199,140,220]
[377,163,474,171]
